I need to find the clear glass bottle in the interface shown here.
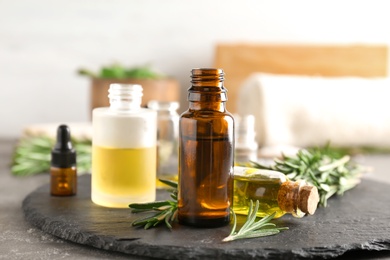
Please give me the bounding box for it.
[178,68,234,228]
[147,100,180,189]
[92,84,157,208]
[233,166,319,218]
[50,125,77,196]
[235,114,258,164]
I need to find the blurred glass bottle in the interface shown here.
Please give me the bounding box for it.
[147,100,180,188]
[92,84,157,208]
[178,68,234,228]
[235,114,258,164]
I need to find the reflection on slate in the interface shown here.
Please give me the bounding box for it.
[22,175,390,259]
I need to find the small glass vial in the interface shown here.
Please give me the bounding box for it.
[51,125,77,196]
[178,68,234,228]
[92,84,157,208]
[235,114,258,164]
[147,100,180,188]
[233,166,319,218]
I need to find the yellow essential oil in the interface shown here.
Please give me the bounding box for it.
[233,166,319,218]
[92,146,156,207]
[234,173,286,218]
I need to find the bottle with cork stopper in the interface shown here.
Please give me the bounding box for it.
[50,125,77,196]
[233,166,319,218]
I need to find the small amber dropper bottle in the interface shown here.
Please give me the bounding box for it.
[50,125,77,196]
[233,166,319,218]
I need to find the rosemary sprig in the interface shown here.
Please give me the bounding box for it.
[11,136,91,176]
[222,200,288,242]
[129,179,178,229]
[129,182,289,243]
[250,146,364,207]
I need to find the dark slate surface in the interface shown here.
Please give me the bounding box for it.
[22,175,390,260]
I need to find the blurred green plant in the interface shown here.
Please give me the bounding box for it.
[78,64,165,80]
[11,138,379,179]
[11,136,91,176]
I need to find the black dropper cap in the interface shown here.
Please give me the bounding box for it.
[51,125,76,168]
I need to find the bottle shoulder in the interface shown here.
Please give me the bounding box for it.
[181,109,234,119]
[93,107,157,117]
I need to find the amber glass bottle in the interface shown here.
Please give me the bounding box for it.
[178,68,234,227]
[50,125,77,196]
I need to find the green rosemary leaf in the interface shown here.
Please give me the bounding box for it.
[248,161,269,170]
[144,222,153,230]
[154,205,172,211]
[239,200,256,232]
[228,209,237,237]
[318,155,350,172]
[130,208,154,213]
[222,201,288,242]
[158,179,178,189]
[274,164,293,172]
[129,201,171,210]
[170,193,177,200]
[169,212,175,223]
[284,161,300,169]
[129,180,178,229]
[132,210,167,227]
[164,212,173,229]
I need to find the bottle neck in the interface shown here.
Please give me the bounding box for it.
[108,83,143,111]
[188,68,227,112]
[147,101,180,116]
[188,99,226,112]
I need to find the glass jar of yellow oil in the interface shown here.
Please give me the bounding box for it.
[233,166,319,218]
[91,84,157,208]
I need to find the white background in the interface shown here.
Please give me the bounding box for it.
[1,0,389,137]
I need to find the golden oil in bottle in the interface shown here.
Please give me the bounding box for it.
[233,166,319,218]
[92,146,156,206]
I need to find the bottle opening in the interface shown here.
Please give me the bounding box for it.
[191,68,224,85]
[108,83,143,110]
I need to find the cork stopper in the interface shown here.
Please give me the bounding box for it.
[298,185,319,215]
[277,180,319,218]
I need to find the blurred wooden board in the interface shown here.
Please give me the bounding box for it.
[214,44,388,112]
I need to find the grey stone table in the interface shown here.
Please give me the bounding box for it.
[1,138,390,259]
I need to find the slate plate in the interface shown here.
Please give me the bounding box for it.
[22,175,390,259]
